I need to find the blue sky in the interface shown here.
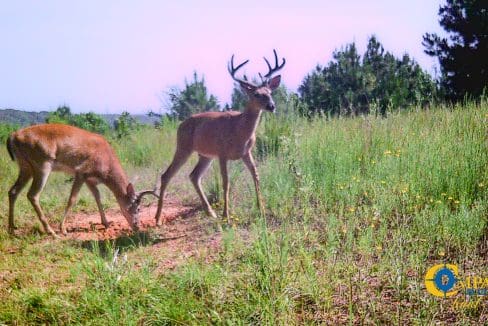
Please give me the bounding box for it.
[0,1,444,114]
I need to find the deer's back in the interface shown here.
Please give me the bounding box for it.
[10,124,116,175]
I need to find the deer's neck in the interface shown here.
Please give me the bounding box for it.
[103,160,130,204]
[240,104,262,139]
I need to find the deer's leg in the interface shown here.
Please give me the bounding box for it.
[242,152,264,214]
[219,157,230,221]
[59,174,84,235]
[190,155,216,218]
[86,181,110,229]
[27,163,56,236]
[8,168,32,234]
[155,148,192,225]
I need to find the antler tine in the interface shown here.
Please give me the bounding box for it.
[228,54,250,84]
[263,49,286,79]
[136,190,159,204]
[136,175,161,203]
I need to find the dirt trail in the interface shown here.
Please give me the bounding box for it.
[60,197,224,270]
[62,197,195,241]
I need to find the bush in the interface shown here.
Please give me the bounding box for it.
[46,105,110,135]
[0,123,19,142]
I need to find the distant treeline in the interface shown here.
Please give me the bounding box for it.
[0,108,160,128]
[0,106,159,141]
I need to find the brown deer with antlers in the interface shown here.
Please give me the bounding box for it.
[155,50,285,224]
[6,123,158,236]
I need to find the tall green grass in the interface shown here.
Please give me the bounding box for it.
[0,102,487,324]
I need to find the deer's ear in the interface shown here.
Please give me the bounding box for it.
[268,75,281,91]
[127,183,136,198]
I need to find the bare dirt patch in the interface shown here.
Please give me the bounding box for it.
[60,197,224,271]
[61,197,195,241]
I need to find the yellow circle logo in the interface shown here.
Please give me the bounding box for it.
[425,263,459,298]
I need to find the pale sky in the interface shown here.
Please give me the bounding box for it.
[0,1,444,114]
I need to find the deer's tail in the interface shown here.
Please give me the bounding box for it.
[6,135,15,161]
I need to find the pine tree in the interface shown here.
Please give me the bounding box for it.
[423,0,488,100]
[167,72,220,120]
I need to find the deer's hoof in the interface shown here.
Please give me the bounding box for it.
[207,209,217,219]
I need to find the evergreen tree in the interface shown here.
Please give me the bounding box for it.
[423,0,488,100]
[167,72,220,120]
[114,111,138,138]
[45,105,72,124]
[299,36,436,116]
[230,85,247,110]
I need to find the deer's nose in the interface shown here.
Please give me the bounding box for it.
[266,103,276,112]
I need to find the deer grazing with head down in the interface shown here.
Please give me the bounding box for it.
[6,123,158,236]
[155,49,285,224]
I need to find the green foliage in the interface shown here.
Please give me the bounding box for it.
[0,102,487,324]
[255,109,294,160]
[167,71,220,120]
[114,111,138,138]
[71,112,110,135]
[423,0,488,100]
[299,36,437,116]
[0,123,19,142]
[229,83,248,110]
[46,105,110,134]
[45,105,72,124]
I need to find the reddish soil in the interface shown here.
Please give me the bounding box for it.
[59,197,224,271]
[61,197,195,241]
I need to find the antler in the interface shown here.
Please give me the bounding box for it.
[135,176,160,204]
[261,49,286,83]
[135,190,159,205]
[228,55,256,87]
